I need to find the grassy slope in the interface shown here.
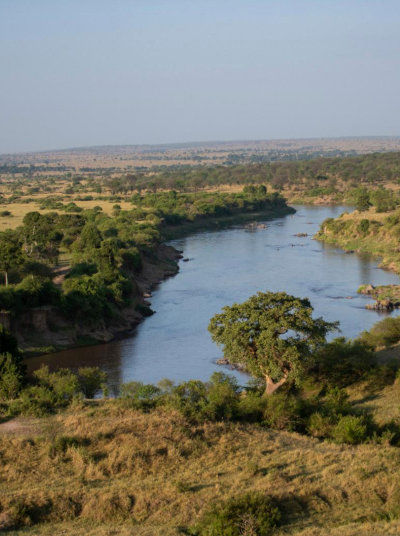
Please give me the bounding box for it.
[315,207,400,275]
[2,403,400,535]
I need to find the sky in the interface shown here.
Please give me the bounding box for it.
[0,0,400,154]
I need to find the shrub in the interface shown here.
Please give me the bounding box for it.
[332,415,368,444]
[307,412,333,438]
[121,248,142,272]
[167,380,208,422]
[12,385,58,416]
[78,367,107,398]
[237,392,266,422]
[66,262,97,278]
[195,492,281,536]
[20,261,53,279]
[119,381,161,410]
[0,353,23,400]
[358,219,370,234]
[15,276,60,308]
[360,317,400,349]
[322,386,352,416]
[314,337,376,386]
[263,393,303,431]
[33,366,80,403]
[203,373,240,421]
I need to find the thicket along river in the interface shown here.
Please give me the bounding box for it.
[29,205,400,391]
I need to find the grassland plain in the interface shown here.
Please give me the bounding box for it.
[2,399,400,536]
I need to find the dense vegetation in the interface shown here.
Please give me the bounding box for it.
[0,187,290,344]
[1,151,400,204]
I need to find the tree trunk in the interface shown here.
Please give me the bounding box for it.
[265,374,288,395]
[5,271,8,287]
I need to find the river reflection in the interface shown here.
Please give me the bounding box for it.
[28,205,400,391]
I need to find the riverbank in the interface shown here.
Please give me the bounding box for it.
[20,204,295,358]
[162,205,295,239]
[19,243,181,357]
[315,208,400,275]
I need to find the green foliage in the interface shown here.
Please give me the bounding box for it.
[358,219,370,234]
[262,392,303,431]
[120,381,161,410]
[209,291,337,394]
[313,337,376,386]
[77,367,107,398]
[15,275,60,308]
[12,385,59,416]
[370,187,398,212]
[307,412,334,438]
[195,492,281,536]
[166,373,240,423]
[360,316,400,348]
[0,353,24,400]
[332,415,368,444]
[0,229,24,285]
[66,262,98,278]
[354,188,371,212]
[33,366,80,403]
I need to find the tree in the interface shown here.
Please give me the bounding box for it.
[354,188,371,212]
[208,291,337,395]
[0,325,25,399]
[0,230,24,286]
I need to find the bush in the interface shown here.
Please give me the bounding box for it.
[358,219,370,234]
[12,385,58,416]
[33,366,80,403]
[314,337,376,386]
[307,412,333,438]
[66,262,97,278]
[78,367,107,398]
[121,248,142,272]
[167,380,208,422]
[0,353,23,400]
[262,393,303,431]
[195,492,281,536]
[322,386,352,416]
[15,276,60,308]
[20,261,54,279]
[237,392,266,422]
[166,373,241,423]
[204,373,240,421]
[119,381,161,410]
[360,317,400,349]
[332,415,368,444]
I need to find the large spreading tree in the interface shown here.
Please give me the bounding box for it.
[209,291,338,394]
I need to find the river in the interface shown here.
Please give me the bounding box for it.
[28,205,400,391]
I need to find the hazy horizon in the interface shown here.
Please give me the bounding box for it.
[3,134,400,158]
[1,1,399,153]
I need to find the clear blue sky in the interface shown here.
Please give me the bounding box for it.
[1,0,399,153]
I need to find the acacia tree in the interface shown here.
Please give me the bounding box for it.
[208,291,338,395]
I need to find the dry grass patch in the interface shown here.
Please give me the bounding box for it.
[0,403,400,534]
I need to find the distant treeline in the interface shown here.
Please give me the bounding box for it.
[103,151,400,194]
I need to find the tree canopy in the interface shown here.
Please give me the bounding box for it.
[208,291,338,394]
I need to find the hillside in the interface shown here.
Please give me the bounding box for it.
[2,403,400,535]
